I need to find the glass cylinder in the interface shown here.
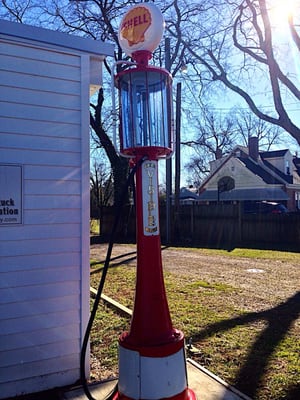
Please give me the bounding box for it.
[117,67,173,158]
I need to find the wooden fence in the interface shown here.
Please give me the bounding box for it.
[96,204,300,251]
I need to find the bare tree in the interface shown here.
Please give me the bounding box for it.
[183,106,284,184]
[234,108,285,150]
[0,0,38,23]
[168,0,300,145]
[183,107,238,157]
[289,12,300,51]
[183,107,238,183]
[90,160,113,234]
[89,87,130,207]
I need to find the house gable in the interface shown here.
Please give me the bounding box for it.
[198,141,297,205]
[204,156,267,191]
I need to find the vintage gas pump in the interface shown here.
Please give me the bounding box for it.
[113,4,196,400]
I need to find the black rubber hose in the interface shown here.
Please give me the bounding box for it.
[80,158,145,400]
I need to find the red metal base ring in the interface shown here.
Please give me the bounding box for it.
[112,387,197,400]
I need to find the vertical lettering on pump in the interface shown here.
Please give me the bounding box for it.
[142,161,159,235]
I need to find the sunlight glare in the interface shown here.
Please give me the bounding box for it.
[268,0,298,30]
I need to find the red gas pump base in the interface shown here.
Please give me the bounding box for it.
[112,332,197,400]
[113,388,197,400]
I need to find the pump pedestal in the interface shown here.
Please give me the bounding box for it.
[114,159,195,400]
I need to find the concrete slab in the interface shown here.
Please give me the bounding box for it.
[63,380,117,400]
[187,359,252,400]
[62,359,252,400]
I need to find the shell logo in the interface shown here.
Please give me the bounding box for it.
[118,3,165,56]
[120,7,152,47]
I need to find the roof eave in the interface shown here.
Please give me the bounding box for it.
[0,19,115,58]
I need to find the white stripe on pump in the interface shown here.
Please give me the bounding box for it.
[118,346,188,399]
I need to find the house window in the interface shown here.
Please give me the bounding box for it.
[218,176,235,193]
[296,192,300,210]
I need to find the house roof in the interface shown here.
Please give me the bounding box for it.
[293,157,300,175]
[180,187,200,200]
[260,149,289,158]
[198,188,289,201]
[238,157,286,184]
[0,19,114,57]
[171,187,201,200]
[261,158,293,183]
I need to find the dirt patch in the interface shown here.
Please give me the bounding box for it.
[90,243,299,312]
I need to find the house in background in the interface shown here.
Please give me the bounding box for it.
[198,137,300,211]
[172,186,201,205]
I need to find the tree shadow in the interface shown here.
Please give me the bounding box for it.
[90,246,170,274]
[190,291,300,399]
[90,250,138,274]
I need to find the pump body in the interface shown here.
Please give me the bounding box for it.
[116,65,173,159]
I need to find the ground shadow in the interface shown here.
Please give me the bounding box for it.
[90,250,137,274]
[90,247,170,274]
[190,291,300,399]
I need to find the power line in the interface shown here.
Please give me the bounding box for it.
[180,76,300,113]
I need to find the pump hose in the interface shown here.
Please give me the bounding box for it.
[80,157,145,400]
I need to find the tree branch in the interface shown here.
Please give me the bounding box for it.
[289,14,300,51]
[206,49,300,141]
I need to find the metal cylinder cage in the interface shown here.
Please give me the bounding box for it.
[116,66,173,158]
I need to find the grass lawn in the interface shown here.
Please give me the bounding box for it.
[89,245,300,400]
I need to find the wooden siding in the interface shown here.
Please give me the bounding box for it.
[0,37,89,397]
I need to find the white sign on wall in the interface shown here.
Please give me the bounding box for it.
[0,164,23,225]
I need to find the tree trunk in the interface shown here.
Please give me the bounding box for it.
[90,88,130,206]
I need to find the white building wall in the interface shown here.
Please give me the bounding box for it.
[0,22,113,398]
